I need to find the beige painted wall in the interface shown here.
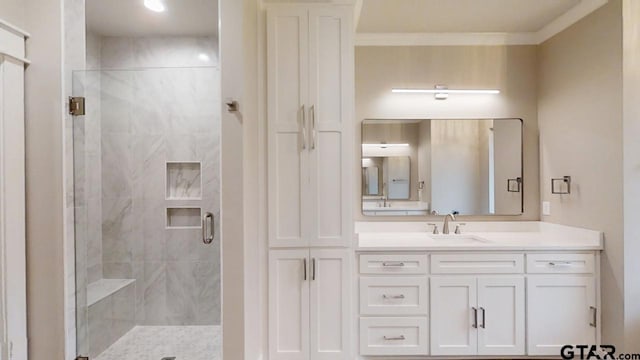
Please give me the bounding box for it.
[23,0,67,358]
[538,0,624,348]
[355,45,539,221]
[0,0,26,29]
[623,0,640,350]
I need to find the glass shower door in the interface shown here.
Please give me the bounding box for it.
[72,66,221,360]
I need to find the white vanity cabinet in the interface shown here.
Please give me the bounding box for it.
[430,276,525,356]
[267,4,353,248]
[356,251,600,359]
[526,254,598,356]
[269,249,351,360]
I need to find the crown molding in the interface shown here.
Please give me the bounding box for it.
[356,32,538,46]
[355,0,608,46]
[535,0,608,43]
[0,19,30,39]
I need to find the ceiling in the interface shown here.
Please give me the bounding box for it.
[357,0,581,33]
[355,0,608,44]
[86,0,218,37]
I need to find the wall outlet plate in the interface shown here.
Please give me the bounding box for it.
[542,201,551,216]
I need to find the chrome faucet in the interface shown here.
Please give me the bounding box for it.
[443,213,456,234]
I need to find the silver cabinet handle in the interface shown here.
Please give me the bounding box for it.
[479,307,486,328]
[383,335,405,341]
[382,262,405,267]
[301,105,307,150]
[310,105,316,150]
[549,261,572,267]
[202,212,214,244]
[382,294,405,299]
[312,258,316,281]
[590,306,597,327]
[472,307,478,328]
[303,258,307,281]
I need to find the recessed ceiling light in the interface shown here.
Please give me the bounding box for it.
[144,0,166,12]
[198,53,210,62]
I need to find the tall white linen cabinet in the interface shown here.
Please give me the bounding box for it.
[267,4,354,360]
[0,20,29,360]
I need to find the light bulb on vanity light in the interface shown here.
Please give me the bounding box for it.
[144,0,166,12]
[198,53,211,62]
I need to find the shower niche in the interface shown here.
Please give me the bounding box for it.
[166,161,202,200]
[166,207,202,229]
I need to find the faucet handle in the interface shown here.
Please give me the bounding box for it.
[428,223,439,235]
[454,223,467,234]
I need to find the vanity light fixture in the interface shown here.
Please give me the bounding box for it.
[392,85,500,100]
[362,143,410,149]
[144,0,166,12]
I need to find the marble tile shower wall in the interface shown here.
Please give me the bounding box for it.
[98,37,221,326]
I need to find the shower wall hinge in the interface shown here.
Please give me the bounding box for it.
[69,96,85,116]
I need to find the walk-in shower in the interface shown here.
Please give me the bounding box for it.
[73,1,221,359]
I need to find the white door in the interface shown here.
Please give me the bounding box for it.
[307,6,352,248]
[267,7,310,248]
[477,277,525,356]
[269,250,311,360]
[309,249,350,359]
[527,276,597,356]
[430,276,478,356]
[386,157,410,199]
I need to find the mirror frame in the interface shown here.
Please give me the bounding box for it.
[360,118,525,217]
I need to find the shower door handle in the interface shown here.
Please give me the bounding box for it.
[203,212,214,244]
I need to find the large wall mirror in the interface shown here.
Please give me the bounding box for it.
[362,118,523,216]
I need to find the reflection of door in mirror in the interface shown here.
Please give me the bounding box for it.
[386,157,410,199]
[362,164,380,196]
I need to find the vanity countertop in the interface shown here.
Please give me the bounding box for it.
[355,221,603,251]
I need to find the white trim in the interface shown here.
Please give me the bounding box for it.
[353,0,363,31]
[0,37,28,360]
[535,0,608,43]
[356,32,539,46]
[355,0,609,46]
[0,54,6,360]
[0,51,30,65]
[0,20,30,39]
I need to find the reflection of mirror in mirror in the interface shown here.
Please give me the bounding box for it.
[361,119,523,216]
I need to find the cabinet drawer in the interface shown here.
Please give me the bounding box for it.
[360,277,428,315]
[527,253,595,274]
[360,317,429,356]
[360,254,428,274]
[431,253,524,274]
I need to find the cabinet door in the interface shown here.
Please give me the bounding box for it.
[309,249,350,360]
[477,277,525,356]
[269,250,310,360]
[307,6,353,247]
[267,7,311,247]
[527,276,597,356]
[430,277,478,356]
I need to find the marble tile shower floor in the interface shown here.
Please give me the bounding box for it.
[95,326,221,360]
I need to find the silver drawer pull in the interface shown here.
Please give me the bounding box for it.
[590,306,597,327]
[382,262,405,267]
[383,335,405,341]
[382,294,405,299]
[548,261,572,267]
